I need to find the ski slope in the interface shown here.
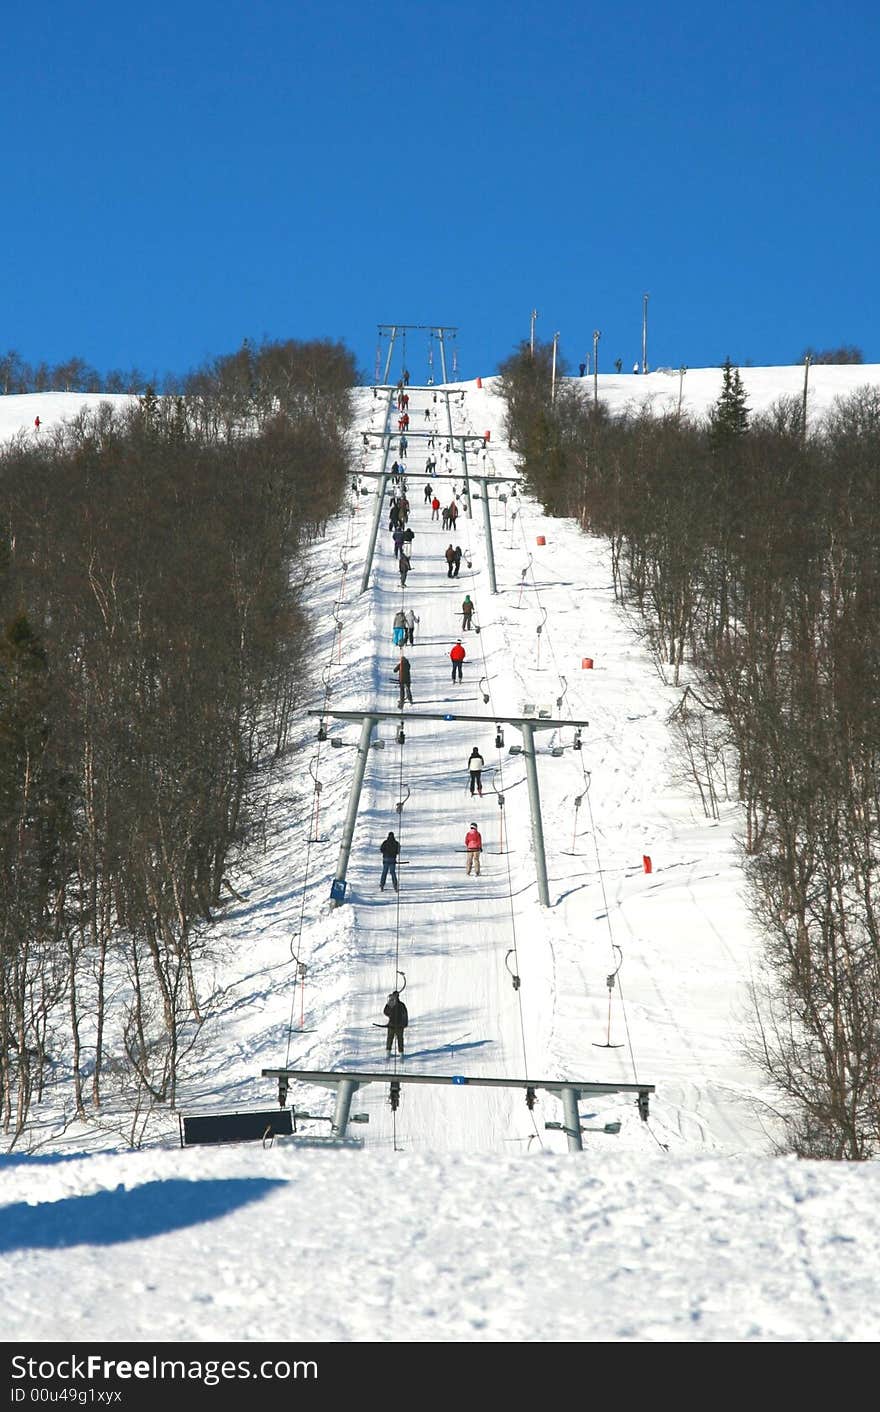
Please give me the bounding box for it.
[7,366,880,1160]
[270,373,776,1157]
[4,370,880,1346]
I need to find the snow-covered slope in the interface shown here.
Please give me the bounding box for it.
[2,366,880,1344]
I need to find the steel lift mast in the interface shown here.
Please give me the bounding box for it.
[317,708,587,909]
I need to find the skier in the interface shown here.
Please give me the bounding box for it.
[445,544,455,577]
[392,527,405,558]
[465,822,483,876]
[398,551,412,586]
[452,546,463,578]
[394,654,413,707]
[424,482,433,504]
[384,989,409,1056]
[461,594,474,630]
[468,747,484,797]
[405,607,419,645]
[450,639,466,684]
[403,368,410,386]
[402,525,415,554]
[431,495,441,521]
[379,831,400,892]
[393,609,407,647]
[449,499,459,529]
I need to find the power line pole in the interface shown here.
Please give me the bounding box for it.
[551,331,560,401]
[642,293,649,374]
[530,308,538,357]
[802,354,811,444]
[592,329,601,410]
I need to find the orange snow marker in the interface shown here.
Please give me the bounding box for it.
[536,535,546,546]
[582,657,594,669]
[476,376,483,389]
[642,855,652,874]
[484,429,491,442]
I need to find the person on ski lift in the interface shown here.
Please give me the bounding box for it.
[384,990,409,1055]
[379,832,400,892]
[465,822,483,875]
[468,747,484,797]
[394,654,413,707]
[450,639,466,683]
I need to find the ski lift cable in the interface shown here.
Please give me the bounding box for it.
[511,504,569,708]
[284,503,360,1067]
[503,444,637,1088]
[457,429,543,1149]
[578,758,640,1085]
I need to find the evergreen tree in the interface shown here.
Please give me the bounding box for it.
[709,358,750,452]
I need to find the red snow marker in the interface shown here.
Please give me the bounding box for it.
[476,376,482,389]
[536,535,546,546]
[643,855,652,874]
[582,657,594,669]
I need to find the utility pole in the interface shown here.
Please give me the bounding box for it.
[677,365,687,418]
[551,331,560,402]
[802,354,811,444]
[592,329,601,410]
[530,308,538,357]
[641,293,649,374]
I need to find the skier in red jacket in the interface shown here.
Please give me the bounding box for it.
[450,639,466,683]
[465,822,483,875]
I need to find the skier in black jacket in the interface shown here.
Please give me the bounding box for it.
[384,990,409,1055]
[379,832,400,892]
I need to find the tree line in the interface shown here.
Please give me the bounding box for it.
[0,338,356,1146]
[500,340,880,1160]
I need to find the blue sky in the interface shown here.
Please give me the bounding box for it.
[7,0,878,384]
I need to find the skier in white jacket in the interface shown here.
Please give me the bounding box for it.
[468,747,484,797]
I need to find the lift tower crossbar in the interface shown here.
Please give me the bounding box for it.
[377,324,459,386]
[315,709,587,909]
[355,464,521,596]
[262,1067,655,1152]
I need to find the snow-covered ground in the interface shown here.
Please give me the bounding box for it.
[2,365,880,1347]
